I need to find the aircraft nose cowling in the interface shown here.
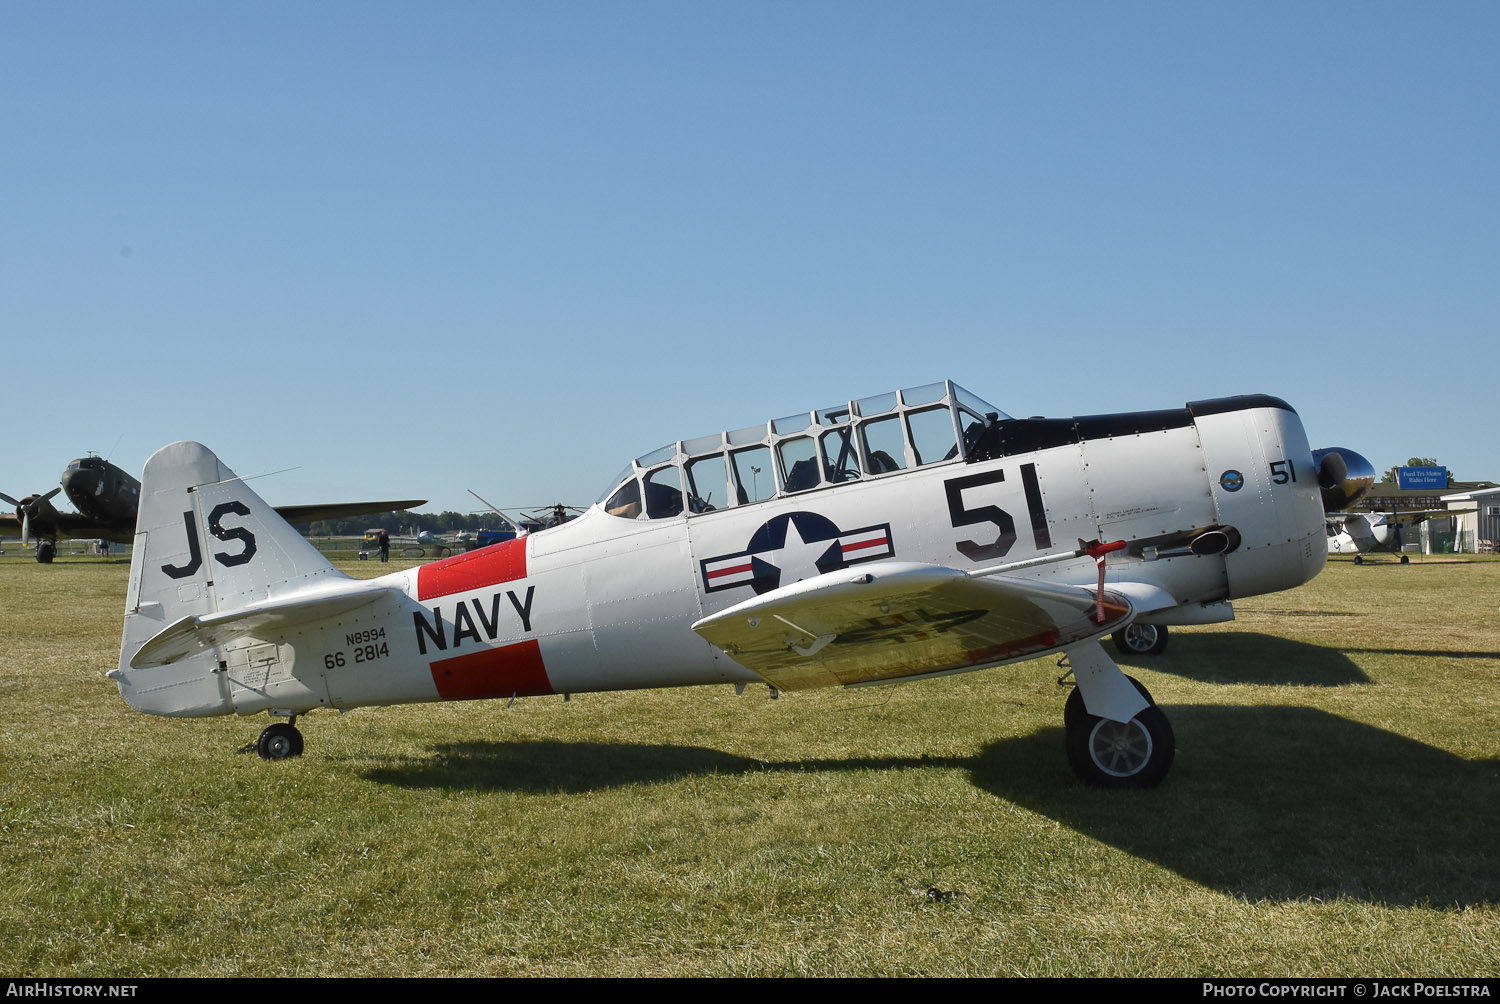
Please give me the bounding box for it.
[59,468,98,508]
[1312,447,1375,512]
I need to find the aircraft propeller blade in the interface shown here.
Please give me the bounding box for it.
[466,489,505,517]
[467,490,527,534]
[2,487,62,546]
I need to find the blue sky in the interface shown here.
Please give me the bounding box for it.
[4,2,1496,518]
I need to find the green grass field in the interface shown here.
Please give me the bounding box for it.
[2,553,1498,976]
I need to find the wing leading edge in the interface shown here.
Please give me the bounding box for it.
[691,560,1134,691]
[272,500,428,525]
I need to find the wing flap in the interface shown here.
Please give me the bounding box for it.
[692,560,1133,690]
[129,579,396,668]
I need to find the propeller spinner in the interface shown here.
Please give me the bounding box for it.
[1311,447,1376,513]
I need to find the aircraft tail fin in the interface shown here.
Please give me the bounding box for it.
[114,442,348,716]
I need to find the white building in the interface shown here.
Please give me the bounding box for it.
[1440,486,1500,554]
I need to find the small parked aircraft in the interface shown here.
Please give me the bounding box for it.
[1326,508,1470,564]
[364,528,477,559]
[110,381,1367,787]
[2,454,426,562]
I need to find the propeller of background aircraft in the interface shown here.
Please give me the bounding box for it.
[0,488,62,545]
[467,490,583,531]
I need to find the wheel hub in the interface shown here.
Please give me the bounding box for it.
[1089,719,1153,777]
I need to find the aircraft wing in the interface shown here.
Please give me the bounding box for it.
[3,504,426,540]
[1389,507,1475,522]
[1327,507,1474,520]
[1325,508,1475,531]
[0,511,134,543]
[271,500,427,526]
[691,560,1133,691]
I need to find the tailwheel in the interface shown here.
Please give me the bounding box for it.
[1112,622,1168,656]
[1064,677,1174,788]
[256,721,304,760]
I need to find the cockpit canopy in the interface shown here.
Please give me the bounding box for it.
[597,380,1007,520]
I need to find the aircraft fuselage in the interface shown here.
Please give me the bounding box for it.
[114,394,1328,720]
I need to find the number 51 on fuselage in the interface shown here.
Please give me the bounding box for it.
[111,380,1371,787]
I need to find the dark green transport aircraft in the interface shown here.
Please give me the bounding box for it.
[3,456,424,563]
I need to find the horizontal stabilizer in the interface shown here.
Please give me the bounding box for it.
[692,560,1133,690]
[129,579,396,669]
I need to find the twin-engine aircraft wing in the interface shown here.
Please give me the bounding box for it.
[0,503,427,541]
[691,560,1134,692]
[0,511,128,542]
[271,500,428,526]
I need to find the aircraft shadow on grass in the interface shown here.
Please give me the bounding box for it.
[1133,633,1370,687]
[1340,646,1500,661]
[971,706,1500,908]
[366,706,1499,907]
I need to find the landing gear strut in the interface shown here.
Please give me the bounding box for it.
[1112,623,1168,656]
[1063,676,1175,788]
[256,717,304,760]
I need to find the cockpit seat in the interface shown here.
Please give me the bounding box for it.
[785,459,820,493]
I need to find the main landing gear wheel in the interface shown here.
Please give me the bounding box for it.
[36,541,56,564]
[1064,676,1174,788]
[1112,623,1168,656]
[257,722,304,760]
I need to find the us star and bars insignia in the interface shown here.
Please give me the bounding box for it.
[699,511,895,595]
